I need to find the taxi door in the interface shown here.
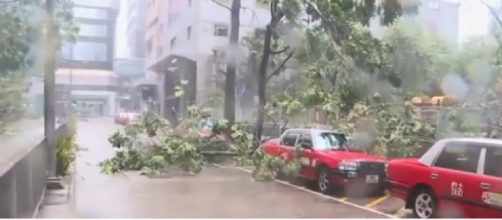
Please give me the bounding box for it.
[265,130,298,157]
[296,132,317,179]
[430,142,483,217]
[476,146,502,218]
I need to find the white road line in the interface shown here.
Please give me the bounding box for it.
[212,164,397,219]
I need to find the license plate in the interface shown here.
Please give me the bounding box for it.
[366,175,379,184]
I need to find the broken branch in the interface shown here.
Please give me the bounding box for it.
[271,46,290,55]
[266,51,294,82]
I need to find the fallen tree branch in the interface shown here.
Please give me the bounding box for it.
[266,51,295,82]
[271,46,290,55]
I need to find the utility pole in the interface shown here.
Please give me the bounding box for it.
[44,0,57,177]
[69,44,73,115]
[223,0,240,122]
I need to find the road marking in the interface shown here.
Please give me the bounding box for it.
[212,164,397,218]
[365,194,390,208]
[394,206,406,215]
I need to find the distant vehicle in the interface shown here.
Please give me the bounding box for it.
[115,112,139,125]
[261,128,386,195]
[386,138,502,218]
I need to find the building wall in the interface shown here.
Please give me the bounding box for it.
[58,1,119,70]
[127,0,147,58]
[369,0,461,45]
[151,0,269,110]
[55,69,118,116]
[418,0,460,44]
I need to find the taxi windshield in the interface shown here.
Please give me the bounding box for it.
[313,132,347,150]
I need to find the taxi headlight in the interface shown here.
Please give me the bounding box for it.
[338,160,359,171]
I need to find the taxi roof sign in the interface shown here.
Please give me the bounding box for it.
[411,96,456,106]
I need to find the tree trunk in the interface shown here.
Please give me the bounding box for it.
[224,0,240,122]
[253,24,273,147]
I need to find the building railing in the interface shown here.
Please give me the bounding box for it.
[0,123,68,218]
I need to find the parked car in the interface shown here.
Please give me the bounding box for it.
[386,138,502,218]
[261,128,386,195]
[115,112,139,125]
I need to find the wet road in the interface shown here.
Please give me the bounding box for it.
[40,117,394,218]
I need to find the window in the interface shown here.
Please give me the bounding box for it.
[313,132,347,150]
[73,7,108,19]
[484,147,502,178]
[281,130,299,147]
[146,39,153,56]
[78,24,107,37]
[297,132,313,148]
[434,142,481,173]
[187,26,192,40]
[62,41,108,62]
[428,1,439,9]
[170,37,177,49]
[214,24,229,37]
[157,46,163,58]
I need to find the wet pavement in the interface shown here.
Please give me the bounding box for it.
[38,117,400,218]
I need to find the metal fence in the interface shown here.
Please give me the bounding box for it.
[0,123,68,218]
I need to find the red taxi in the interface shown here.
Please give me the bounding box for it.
[114,112,139,125]
[386,138,502,218]
[261,129,386,195]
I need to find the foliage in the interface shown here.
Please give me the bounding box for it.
[143,111,170,137]
[382,20,456,94]
[250,142,302,181]
[56,114,77,176]
[0,75,26,125]
[251,150,280,181]
[0,0,78,128]
[439,109,486,138]
[338,101,436,158]
[100,112,206,175]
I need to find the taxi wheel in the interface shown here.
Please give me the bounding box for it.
[411,188,437,218]
[317,166,333,194]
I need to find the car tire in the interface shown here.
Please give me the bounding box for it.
[411,188,437,218]
[317,166,333,194]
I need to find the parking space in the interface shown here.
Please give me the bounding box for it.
[219,165,406,218]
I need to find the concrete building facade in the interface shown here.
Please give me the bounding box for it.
[146,0,270,123]
[127,0,148,58]
[55,0,120,117]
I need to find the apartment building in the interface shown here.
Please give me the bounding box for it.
[127,0,148,58]
[371,0,501,46]
[146,0,270,124]
[55,0,120,117]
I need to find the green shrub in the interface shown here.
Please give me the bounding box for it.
[56,115,77,176]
